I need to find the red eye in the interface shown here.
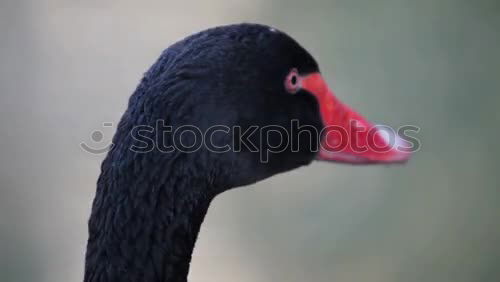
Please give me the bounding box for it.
[285,68,300,94]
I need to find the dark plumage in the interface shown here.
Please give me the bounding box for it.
[84,23,410,282]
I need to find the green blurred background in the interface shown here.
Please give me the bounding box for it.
[1,0,499,281]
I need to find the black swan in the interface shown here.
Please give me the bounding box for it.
[84,23,411,282]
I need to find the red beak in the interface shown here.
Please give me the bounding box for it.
[301,73,412,164]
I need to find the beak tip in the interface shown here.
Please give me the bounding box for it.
[317,125,413,165]
[376,126,413,163]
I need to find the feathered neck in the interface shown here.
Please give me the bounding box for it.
[84,140,215,282]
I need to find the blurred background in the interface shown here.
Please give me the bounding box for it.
[1,0,499,281]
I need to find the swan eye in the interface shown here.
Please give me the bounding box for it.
[285,68,300,94]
